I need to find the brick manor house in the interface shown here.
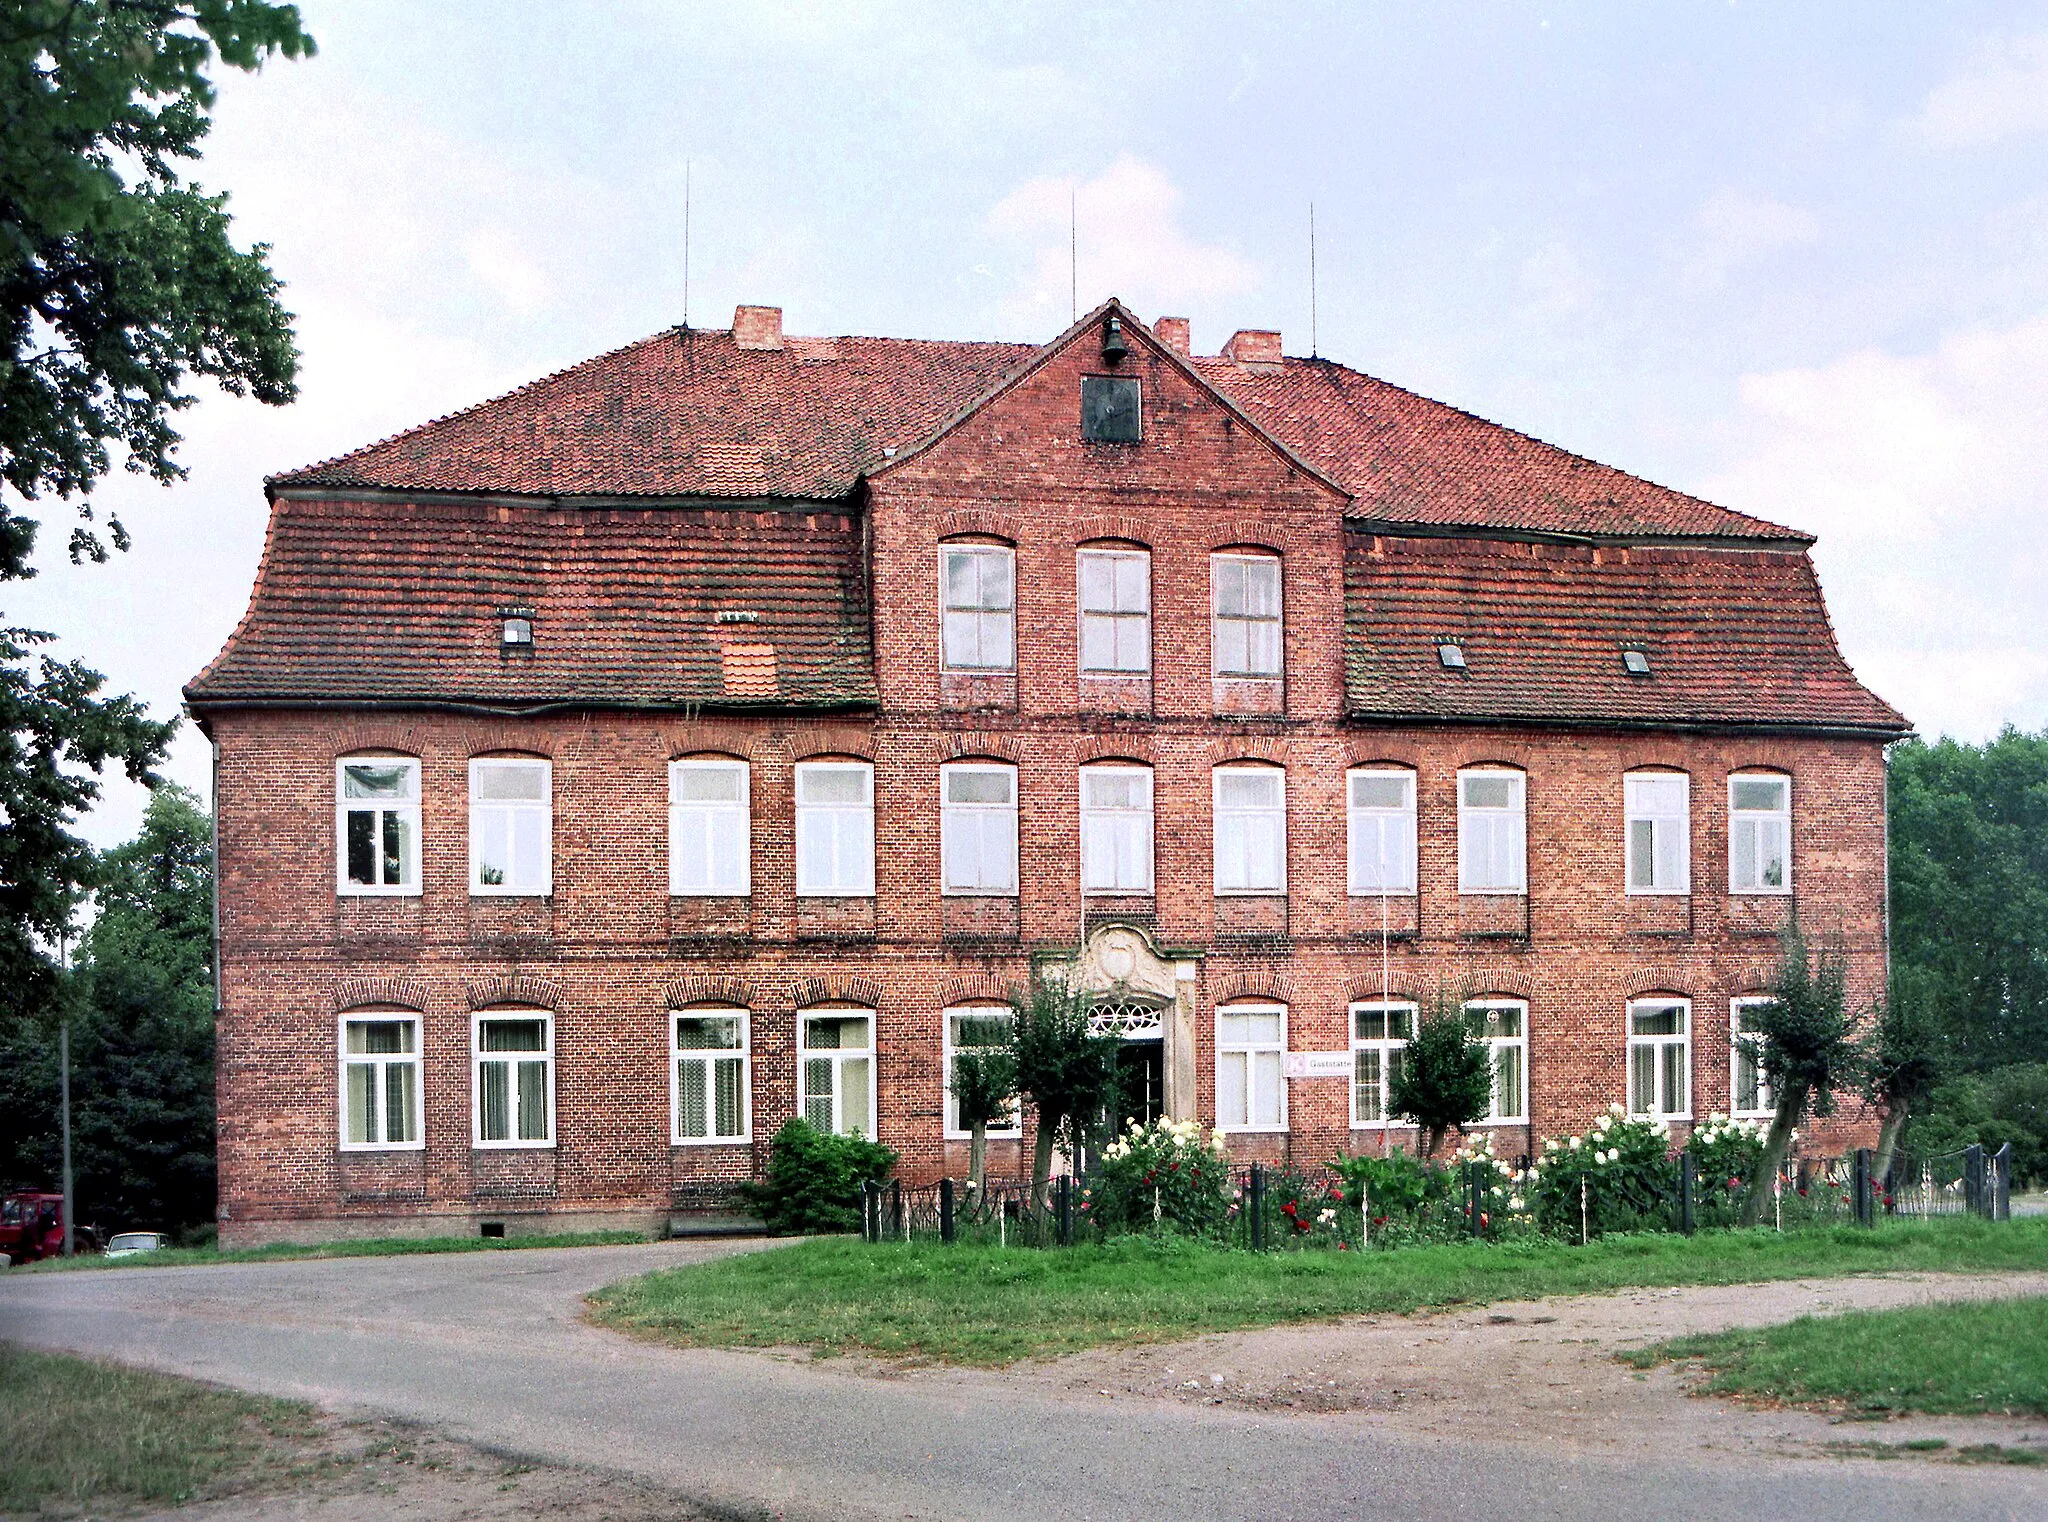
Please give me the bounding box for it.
[189,298,1908,1244]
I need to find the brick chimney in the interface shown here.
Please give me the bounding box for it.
[1221,329,1282,366]
[1152,316,1190,356]
[732,305,784,351]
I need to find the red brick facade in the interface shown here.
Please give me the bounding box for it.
[193,302,1906,1244]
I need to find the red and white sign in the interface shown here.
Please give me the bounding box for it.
[1283,1051,1352,1080]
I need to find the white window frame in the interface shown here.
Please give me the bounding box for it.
[668,758,751,896]
[335,757,421,896]
[939,543,1017,672]
[1730,995,1776,1120]
[940,761,1019,897]
[1216,1003,1288,1132]
[1347,767,1418,896]
[337,1011,423,1152]
[1463,999,1529,1124]
[798,1010,877,1140]
[468,757,553,896]
[1077,547,1152,674]
[671,1007,751,1144]
[943,1006,1020,1138]
[1458,767,1527,894]
[1213,765,1287,895]
[1079,764,1154,895]
[471,1009,556,1149]
[794,760,876,897]
[1627,997,1691,1121]
[1350,1000,1416,1129]
[1728,772,1793,895]
[1211,552,1283,678]
[1625,771,1691,895]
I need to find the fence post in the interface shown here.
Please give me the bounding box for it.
[1248,1165,1265,1252]
[1467,1161,1485,1237]
[890,1178,904,1240]
[1678,1151,1697,1236]
[940,1177,956,1244]
[1056,1174,1073,1247]
[863,1180,879,1243]
[1852,1148,1873,1228]
[1995,1143,2012,1221]
[1964,1144,1986,1217]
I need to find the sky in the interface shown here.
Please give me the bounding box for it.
[19,0,2048,848]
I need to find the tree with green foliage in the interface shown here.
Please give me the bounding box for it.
[1862,967,1947,1185]
[1889,729,2048,1071]
[947,1023,1017,1193]
[1738,929,1857,1225]
[739,1117,897,1236]
[0,785,216,1233]
[0,2,311,1023]
[1388,997,1492,1158]
[1007,972,1119,1210]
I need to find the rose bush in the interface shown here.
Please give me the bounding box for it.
[1085,1117,1233,1236]
[1529,1104,1677,1238]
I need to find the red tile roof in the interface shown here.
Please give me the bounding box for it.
[185,497,874,710]
[1344,534,1908,734]
[271,320,1798,543]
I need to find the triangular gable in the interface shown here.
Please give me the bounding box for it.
[866,297,1357,504]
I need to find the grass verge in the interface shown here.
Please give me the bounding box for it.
[1622,1296,2048,1418]
[587,1216,2048,1367]
[0,1343,321,1512]
[21,1228,653,1272]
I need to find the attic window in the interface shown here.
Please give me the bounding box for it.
[500,611,534,648]
[1622,648,1651,677]
[1437,642,1467,671]
[1081,376,1141,444]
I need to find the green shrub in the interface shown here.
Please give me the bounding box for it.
[1332,1145,1438,1219]
[1688,1113,1767,1223]
[739,1119,897,1235]
[1084,1117,1232,1236]
[1529,1106,1677,1237]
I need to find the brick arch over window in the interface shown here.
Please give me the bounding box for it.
[1346,751,1421,771]
[333,724,428,758]
[1622,974,1694,1002]
[785,734,877,764]
[465,974,564,1012]
[1216,522,1287,554]
[1208,738,1287,766]
[333,975,431,1014]
[1215,972,1294,1005]
[660,723,772,762]
[1452,967,1537,1000]
[1074,515,1152,548]
[790,976,883,1010]
[941,733,1025,764]
[464,725,554,760]
[1079,742,1155,766]
[935,509,1022,544]
[939,972,1012,1007]
[664,975,752,1009]
[1346,977,1423,1005]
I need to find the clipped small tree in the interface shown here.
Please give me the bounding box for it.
[1737,929,1857,1225]
[949,1041,1018,1193]
[1008,971,1120,1210]
[740,1118,897,1235]
[1388,998,1492,1158]
[1862,969,1946,1186]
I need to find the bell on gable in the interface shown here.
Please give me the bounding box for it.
[1101,314,1129,364]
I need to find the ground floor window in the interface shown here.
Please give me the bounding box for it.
[1216,1003,1286,1131]
[475,1010,554,1146]
[1628,997,1690,1120]
[340,1013,421,1149]
[944,1006,1019,1137]
[1463,999,1528,1123]
[801,1010,875,1139]
[673,1008,749,1142]
[1730,995,1775,1119]
[1350,1001,1414,1126]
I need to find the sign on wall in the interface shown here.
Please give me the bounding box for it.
[1283,1051,1352,1080]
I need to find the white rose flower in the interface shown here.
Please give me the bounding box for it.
[1568,1136,1582,1151]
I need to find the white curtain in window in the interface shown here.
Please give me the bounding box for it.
[1078,550,1151,672]
[1212,555,1282,676]
[1214,768,1285,893]
[1730,775,1791,892]
[942,546,1016,670]
[1458,771,1526,892]
[669,761,750,894]
[941,765,1018,894]
[1217,1007,1284,1128]
[1625,773,1690,892]
[1080,767,1153,893]
[470,759,551,893]
[795,763,875,894]
[1348,770,1417,893]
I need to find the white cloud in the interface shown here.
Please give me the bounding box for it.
[983,156,1260,334]
[1683,189,1819,286]
[1701,313,2048,740]
[1913,32,2048,148]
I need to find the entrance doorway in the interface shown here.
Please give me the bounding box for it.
[1114,1039,1165,1131]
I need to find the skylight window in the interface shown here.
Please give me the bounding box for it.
[1438,642,1467,671]
[500,611,534,648]
[1622,648,1651,676]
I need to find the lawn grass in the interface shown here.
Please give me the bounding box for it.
[1622,1296,2048,1418]
[21,1227,652,1272]
[586,1215,2048,1366]
[0,1343,320,1512]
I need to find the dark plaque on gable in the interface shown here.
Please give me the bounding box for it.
[1081,376,1141,444]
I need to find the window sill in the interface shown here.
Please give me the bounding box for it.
[1457,888,1528,898]
[1349,1120,1416,1131]
[338,1142,425,1154]
[471,1140,557,1151]
[1628,1115,1692,1125]
[673,1134,752,1147]
[671,889,752,899]
[469,888,553,899]
[940,890,1021,899]
[1218,1125,1289,1135]
[794,889,877,900]
[1727,888,1794,898]
[1214,889,1288,898]
[1626,888,1691,898]
[1347,888,1418,898]
[336,887,422,899]
[943,1130,1024,1142]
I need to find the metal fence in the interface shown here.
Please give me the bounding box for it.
[861,1142,2013,1251]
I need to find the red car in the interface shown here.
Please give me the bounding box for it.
[0,1192,97,1265]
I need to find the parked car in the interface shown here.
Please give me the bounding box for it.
[104,1232,168,1259]
[0,1192,100,1264]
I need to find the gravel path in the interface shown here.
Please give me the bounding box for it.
[3,1242,2043,1521]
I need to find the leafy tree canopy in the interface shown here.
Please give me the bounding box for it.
[1388,999,1491,1158]
[3,0,313,563]
[1889,729,2048,1070]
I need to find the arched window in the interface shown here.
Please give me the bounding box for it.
[1350,1000,1415,1127]
[940,541,1016,671]
[1458,767,1526,893]
[1216,1002,1287,1131]
[1627,996,1691,1120]
[1077,544,1151,674]
[338,1007,422,1150]
[1213,764,1286,894]
[1348,766,1417,895]
[669,757,750,895]
[1211,551,1282,678]
[940,761,1018,896]
[1624,770,1690,894]
[1463,998,1528,1123]
[1728,772,1792,893]
[335,755,420,894]
[799,1008,876,1139]
[1080,763,1153,894]
[794,759,875,896]
[473,1007,554,1147]
[469,756,551,895]
[943,1006,1020,1137]
[672,1006,749,1143]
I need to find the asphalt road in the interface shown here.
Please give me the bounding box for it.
[1,1241,2038,1521]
